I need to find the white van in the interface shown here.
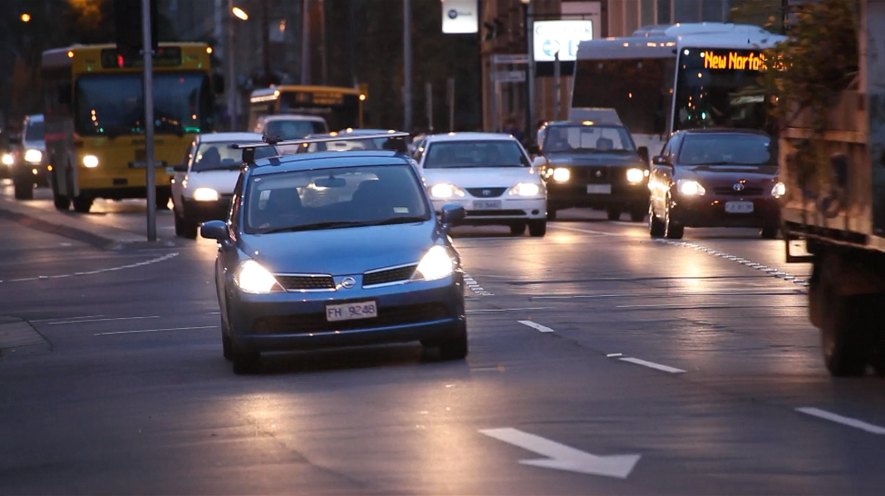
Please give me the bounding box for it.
[252,114,329,142]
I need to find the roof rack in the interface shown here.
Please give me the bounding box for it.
[232,131,410,166]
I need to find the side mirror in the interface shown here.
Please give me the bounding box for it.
[652,155,671,166]
[638,146,649,165]
[439,203,465,229]
[172,162,188,172]
[200,220,229,240]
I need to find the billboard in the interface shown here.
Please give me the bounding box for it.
[441,0,478,34]
[533,20,593,62]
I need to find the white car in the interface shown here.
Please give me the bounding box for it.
[415,132,547,236]
[171,132,276,239]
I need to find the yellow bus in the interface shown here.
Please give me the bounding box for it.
[41,42,214,212]
[248,85,366,133]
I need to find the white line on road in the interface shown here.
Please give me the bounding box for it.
[49,315,160,325]
[518,320,556,333]
[550,225,628,237]
[28,314,105,323]
[796,407,885,435]
[468,307,552,314]
[618,357,686,374]
[94,325,215,336]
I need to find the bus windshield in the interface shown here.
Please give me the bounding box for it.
[75,72,212,137]
[673,48,770,132]
[571,57,674,136]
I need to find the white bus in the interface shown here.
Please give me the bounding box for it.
[570,23,785,154]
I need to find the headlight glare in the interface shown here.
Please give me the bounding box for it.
[415,245,454,281]
[552,167,570,183]
[82,155,100,168]
[677,179,706,196]
[1,153,13,166]
[24,149,42,164]
[626,168,645,184]
[235,260,282,294]
[508,182,541,197]
[193,187,220,202]
[771,181,786,198]
[430,183,465,199]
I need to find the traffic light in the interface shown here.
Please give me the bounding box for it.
[114,0,159,57]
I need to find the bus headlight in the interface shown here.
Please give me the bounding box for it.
[193,187,220,202]
[24,149,43,164]
[430,183,466,199]
[771,181,786,198]
[82,155,100,168]
[677,179,706,196]
[626,168,645,184]
[507,182,541,197]
[551,167,570,183]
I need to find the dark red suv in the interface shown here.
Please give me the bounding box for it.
[648,129,783,239]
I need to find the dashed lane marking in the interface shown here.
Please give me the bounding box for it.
[47,315,160,326]
[618,357,686,374]
[94,325,215,337]
[796,407,885,435]
[0,253,179,284]
[464,273,493,296]
[517,320,556,333]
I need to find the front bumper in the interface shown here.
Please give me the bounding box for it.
[545,180,648,210]
[671,196,780,227]
[226,276,466,353]
[430,197,546,224]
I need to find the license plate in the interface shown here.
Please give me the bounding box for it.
[725,201,754,214]
[326,300,378,322]
[587,184,612,194]
[473,200,501,209]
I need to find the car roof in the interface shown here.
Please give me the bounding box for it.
[422,132,519,143]
[250,150,411,176]
[197,132,264,144]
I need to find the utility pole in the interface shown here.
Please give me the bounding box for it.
[142,0,157,241]
[403,0,413,132]
[301,0,311,84]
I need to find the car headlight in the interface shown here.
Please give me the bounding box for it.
[82,155,100,168]
[771,181,786,198]
[414,245,455,281]
[507,182,541,197]
[430,183,466,199]
[24,149,42,164]
[193,187,220,202]
[626,168,645,184]
[235,260,283,294]
[551,167,570,183]
[677,179,706,196]
[1,153,13,166]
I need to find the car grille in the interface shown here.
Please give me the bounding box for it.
[363,264,418,287]
[570,166,610,181]
[466,187,507,198]
[276,274,336,291]
[251,303,451,333]
[713,186,765,196]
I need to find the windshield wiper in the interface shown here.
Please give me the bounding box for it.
[374,215,429,225]
[259,220,372,233]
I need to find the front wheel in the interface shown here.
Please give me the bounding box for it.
[437,322,468,360]
[663,197,684,239]
[606,206,621,221]
[528,219,547,237]
[509,223,526,236]
[648,203,665,238]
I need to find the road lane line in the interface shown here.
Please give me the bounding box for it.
[29,314,105,323]
[550,225,628,237]
[49,315,160,325]
[468,307,552,314]
[796,407,885,435]
[518,320,555,333]
[94,325,215,336]
[618,357,686,374]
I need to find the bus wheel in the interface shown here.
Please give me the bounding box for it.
[73,196,93,213]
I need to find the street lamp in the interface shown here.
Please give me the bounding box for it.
[225,2,249,130]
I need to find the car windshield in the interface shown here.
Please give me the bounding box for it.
[422,140,529,168]
[192,142,275,172]
[244,164,430,233]
[543,125,636,153]
[25,120,45,142]
[678,134,774,166]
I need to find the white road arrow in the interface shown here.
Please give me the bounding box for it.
[479,427,641,479]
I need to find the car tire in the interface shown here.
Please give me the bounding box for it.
[760,224,779,239]
[528,220,547,237]
[438,322,468,360]
[663,197,684,239]
[648,203,665,238]
[174,212,198,239]
[629,205,646,222]
[606,207,621,221]
[510,222,526,235]
[73,196,93,213]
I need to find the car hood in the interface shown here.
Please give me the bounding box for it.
[544,152,643,167]
[239,221,443,275]
[421,167,539,187]
[186,169,241,195]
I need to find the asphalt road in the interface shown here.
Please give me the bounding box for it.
[1,181,883,495]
